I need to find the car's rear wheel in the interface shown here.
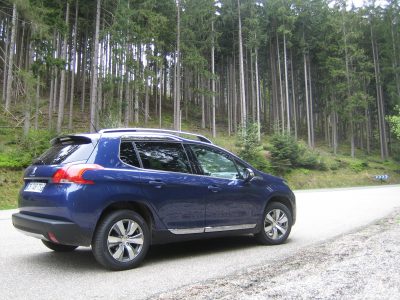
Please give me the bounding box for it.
[256,202,292,245]
[92,210,150,271]
[42,240,78,252]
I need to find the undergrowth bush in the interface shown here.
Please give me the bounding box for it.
[237,123,272,173]
[0,129,55,168]
[269,134,326,175]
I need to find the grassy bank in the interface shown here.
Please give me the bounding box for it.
[1,158,399,210]
[1,125,399,210]
[0,168,23,209]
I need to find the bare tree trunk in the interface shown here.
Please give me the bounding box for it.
[174,0,181,130]
[233,54,238,132]
[134,45,140,124]
[255,48,261,141]
[283,32,290,134]
[390,14,400,98]
[5,4,17,111]
[307,57,315,148]
[145,75,149,125]
[34,76,40,129]
[159,68,163,128]
[276,34,285,133]
[90,0,101,132]
[211,21,216,137]
[237,0,246,129]
[201,76,205,129]
[81,30,87,112]
[304,51,312,148]
[290,51,297,140]
[68,0,79,131]
[57,2,70,133]
[332,111,338,155]
[2,18,10,104]
[371,23,388,160]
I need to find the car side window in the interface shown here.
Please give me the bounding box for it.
[190,145,239,180]
[134,142,191,173]
[120,141,140,167]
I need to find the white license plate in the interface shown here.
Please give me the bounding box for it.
[24,182,46,193]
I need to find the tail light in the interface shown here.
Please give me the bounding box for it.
[52,164,104,184]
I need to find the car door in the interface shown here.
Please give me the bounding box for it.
[188,144,265,231]
[133,141,206,233]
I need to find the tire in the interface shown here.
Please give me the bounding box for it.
[42,240,78,252]
[256,202,293,245]
[92,210,150,271]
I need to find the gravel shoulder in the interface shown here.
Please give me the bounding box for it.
[155,210,400,300]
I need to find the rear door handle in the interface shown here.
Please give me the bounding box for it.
[208,185,222,193]
[149,180,166,188]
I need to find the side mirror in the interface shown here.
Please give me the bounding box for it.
[243,168,255,183]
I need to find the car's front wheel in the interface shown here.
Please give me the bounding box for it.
[256,202,292,245]
[92,210,150,271]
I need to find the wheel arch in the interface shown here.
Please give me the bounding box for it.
[93,201,155,243]
[264,193,296,225]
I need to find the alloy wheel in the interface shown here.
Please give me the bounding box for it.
[264,209,289,240]
[107,219,144,262]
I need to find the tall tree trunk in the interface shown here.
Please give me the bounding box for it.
[255,48,261,141]
[371,23,389,160]
[57,2,70,133]
[237,0,246,129]
[342,10,354,157]
[307,56,315,148]
[68,0,79,131]
[34,76,40,130]
[5,4,17,111]
[1,18,9,104]
[81,30,87,113]
[174,0,181,130]
[90,0,101,133]
[211,20,216,138]
[283,32,290,134]
[304,51,312,148]
[290,51,297,140]
[276,33,285,133]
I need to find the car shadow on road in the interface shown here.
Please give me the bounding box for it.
[146,235,260,264]
[19,248,103,272]
[18,235,264,271]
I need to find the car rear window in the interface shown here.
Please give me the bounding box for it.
[33,136,96,165]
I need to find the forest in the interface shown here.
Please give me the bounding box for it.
[1,0,400,160]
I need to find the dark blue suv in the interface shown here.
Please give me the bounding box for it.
[12,128,296,270]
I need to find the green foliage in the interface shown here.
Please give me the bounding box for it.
[388,106,400,140]
[349,160,369,173]
[269,134,300,174]
[269,134,326,175]
[237,123,271,172]
[0,130,55,168]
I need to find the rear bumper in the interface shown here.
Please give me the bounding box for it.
[12,213,91,246]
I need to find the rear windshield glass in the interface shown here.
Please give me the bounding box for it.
[33,137,96,165]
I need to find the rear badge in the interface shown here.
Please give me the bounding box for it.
[30,167,37,176]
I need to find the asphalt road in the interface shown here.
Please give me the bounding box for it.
[1,185,399,300]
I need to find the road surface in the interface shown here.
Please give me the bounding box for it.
[1,185,399,299]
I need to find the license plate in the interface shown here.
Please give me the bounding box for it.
[24,182,46,193]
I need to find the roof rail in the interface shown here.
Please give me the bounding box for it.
[99,128,213,144]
